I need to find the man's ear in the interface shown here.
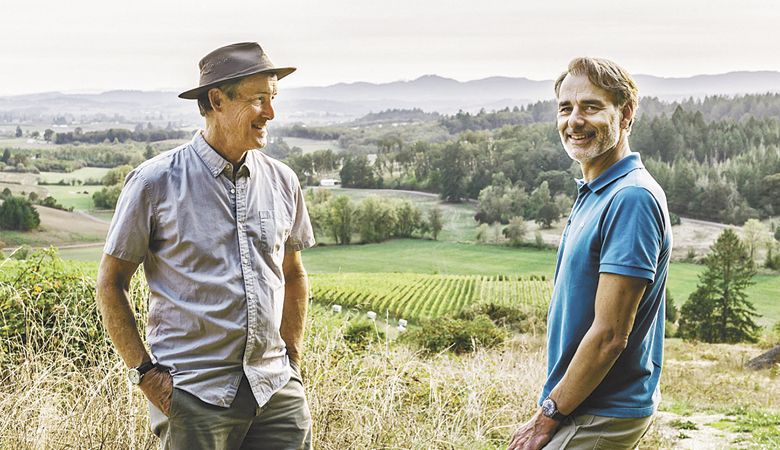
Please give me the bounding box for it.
[207,88,224,112]
[620,103,635,130]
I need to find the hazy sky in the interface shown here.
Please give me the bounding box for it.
[3,0,778,95]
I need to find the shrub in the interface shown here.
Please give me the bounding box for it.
[0,196,41,231]
[92,184,123,209]
[670,212,681,226]
[0,249,116,361]
[401,314,508,354]
[343,319,386,351]
[8,244,31,260]
[457,302,527,331]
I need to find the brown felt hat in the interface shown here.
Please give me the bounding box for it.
[178,42,296,99]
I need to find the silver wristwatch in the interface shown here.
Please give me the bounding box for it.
[541,397,568,422]
[128,361,157,385]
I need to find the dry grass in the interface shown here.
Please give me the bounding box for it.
[0,257,775,449]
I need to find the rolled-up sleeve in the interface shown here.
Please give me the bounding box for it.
[599,186,665,283]
[103,171,155,263]
[284,179,315,252]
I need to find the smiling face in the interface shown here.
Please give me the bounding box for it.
[213,73,278,152]
[556,73,629,164]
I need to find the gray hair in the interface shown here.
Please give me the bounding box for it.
[197,78,243,117]
[554,57,639,129]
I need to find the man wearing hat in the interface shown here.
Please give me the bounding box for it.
[97,42,315,449]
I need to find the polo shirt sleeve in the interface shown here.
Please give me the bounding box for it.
[103,170,154,263]
[599,186,665,283]
[285,179,316,252]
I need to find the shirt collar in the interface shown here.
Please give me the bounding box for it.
[191,131,253,178]
[583,152,644,193]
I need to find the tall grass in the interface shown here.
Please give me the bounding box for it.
[1,251,776,448]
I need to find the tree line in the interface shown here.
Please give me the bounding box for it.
[53,126,189,145]
[304,189,443,244]
[295,102,780,225]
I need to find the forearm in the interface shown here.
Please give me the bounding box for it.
[549,326,626,415]
[280,267,309,364]
[97,282,150,368]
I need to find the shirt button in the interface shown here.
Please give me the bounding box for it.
[230,188,235,194]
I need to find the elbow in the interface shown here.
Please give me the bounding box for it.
[597,328,629,360]
[284,266,308,286]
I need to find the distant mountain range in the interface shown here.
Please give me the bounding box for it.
[2,71,779,125]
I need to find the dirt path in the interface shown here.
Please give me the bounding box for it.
[75,210,112,225]
[654,411,740,449]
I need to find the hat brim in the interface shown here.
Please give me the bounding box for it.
[178,67,296,99]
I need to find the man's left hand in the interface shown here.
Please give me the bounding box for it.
[507,410,559,450]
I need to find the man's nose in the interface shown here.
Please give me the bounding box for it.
[568,108,585,129]
[262,100,275,121]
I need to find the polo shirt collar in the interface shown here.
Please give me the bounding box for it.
[191,132,254,178]
[584,152,644,193]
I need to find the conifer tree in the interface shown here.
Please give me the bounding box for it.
[678,229,761,343]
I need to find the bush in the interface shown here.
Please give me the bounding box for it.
[0,196,40,231]
[0,249,111,361]
[92,184,123,209]
[670,212,681,226]
[401,314,508,354]
[8,244,31,260]
[457,302,527,331]
[343,319,386,351]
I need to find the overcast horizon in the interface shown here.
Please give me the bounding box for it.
[3,0,779,96]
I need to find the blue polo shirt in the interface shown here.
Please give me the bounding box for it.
[540,153,671,418]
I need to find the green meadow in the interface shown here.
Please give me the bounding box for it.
[37,167,109,184]
[40,184,103,210]
[57,238,779,326]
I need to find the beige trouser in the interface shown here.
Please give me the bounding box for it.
[542,413,654,450]
[149,365,312,450]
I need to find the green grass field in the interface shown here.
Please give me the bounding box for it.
[305,239,557,275]
[55,238,779,325]
[37,167,109,184]
[40,184,103,210]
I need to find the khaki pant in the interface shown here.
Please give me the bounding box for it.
[150,367,312,450]
[542,413,653,450]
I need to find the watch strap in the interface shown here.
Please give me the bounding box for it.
[550,409,567,421]
[135,360,157,376]
[542,397,568,422]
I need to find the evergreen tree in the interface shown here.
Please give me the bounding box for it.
[0,196,41,231]
[678,229,761,343]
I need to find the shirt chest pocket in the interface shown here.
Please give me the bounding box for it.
[257,210,292,254]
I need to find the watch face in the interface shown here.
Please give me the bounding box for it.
[128,369,141,385]
[541,398,556,417]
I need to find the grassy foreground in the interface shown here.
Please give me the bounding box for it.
[1,252,778,449]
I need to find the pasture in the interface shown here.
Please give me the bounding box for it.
[37,167,109,184]
[39,184,103,210]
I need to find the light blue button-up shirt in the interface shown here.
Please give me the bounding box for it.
[105,132,315,408]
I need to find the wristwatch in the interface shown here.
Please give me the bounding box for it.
[128,361,157,385]
[541,397,568,422]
